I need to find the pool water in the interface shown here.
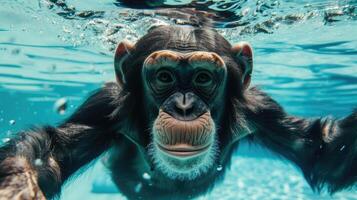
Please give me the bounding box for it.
[0,0,357,199]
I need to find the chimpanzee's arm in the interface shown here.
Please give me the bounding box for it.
[0,82,122,199]
[245,87,356,193]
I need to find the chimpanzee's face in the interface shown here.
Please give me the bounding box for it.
[142,50,227,180]
[114,26,253,180]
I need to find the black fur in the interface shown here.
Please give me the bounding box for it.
[0,25,356,199]
[242,87,357,193]
[0,83,120,198]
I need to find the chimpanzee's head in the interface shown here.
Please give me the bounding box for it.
[114,25,253,180]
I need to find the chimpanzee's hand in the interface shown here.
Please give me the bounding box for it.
[0,157,46,200]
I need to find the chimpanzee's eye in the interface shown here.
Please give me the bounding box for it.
[194,71,213,86]
[156,69,174,84]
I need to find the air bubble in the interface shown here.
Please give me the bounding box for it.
[54,98,68,115]
[63,26,71,33]
[242,7,250,16]
[34,159,43,166]
[216,164,223,171]
[237,180,245,188]
[142,172,151,180]
[134,182,142,193]
[2,138,10,143]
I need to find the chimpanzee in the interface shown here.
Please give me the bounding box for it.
[0,25,356,200]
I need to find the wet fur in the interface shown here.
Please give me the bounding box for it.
[0,25,356,199]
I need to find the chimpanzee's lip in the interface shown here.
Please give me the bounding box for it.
[157,143,210,157]
[161,110,210,122]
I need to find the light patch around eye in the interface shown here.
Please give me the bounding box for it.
[143,50,181,69]
[188,52,226,70]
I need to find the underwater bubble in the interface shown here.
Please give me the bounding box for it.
[54,98,68,115]
[34,159,43,167]
[134,182,142,193]
[237,180,245,188]
[2,138,10,143]
[63,26,71,33]
[9,120,16,125]
[216,164,223,171]
[142,172,151,180]
[242,7,250,16]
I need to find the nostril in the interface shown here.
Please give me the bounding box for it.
[185,106,194,115]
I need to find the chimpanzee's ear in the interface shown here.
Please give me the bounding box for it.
[231,42,253,90]
[114,41,135,86]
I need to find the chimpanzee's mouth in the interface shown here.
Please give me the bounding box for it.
[157,143,211,157]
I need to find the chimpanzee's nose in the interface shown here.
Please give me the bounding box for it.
[162,92,208,121]
[174,93,194,117]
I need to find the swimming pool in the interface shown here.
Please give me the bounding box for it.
[0,0,356,199]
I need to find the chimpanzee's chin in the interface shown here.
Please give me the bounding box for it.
[148,139,218,181]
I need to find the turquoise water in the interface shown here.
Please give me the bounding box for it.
[0,0,357,199]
